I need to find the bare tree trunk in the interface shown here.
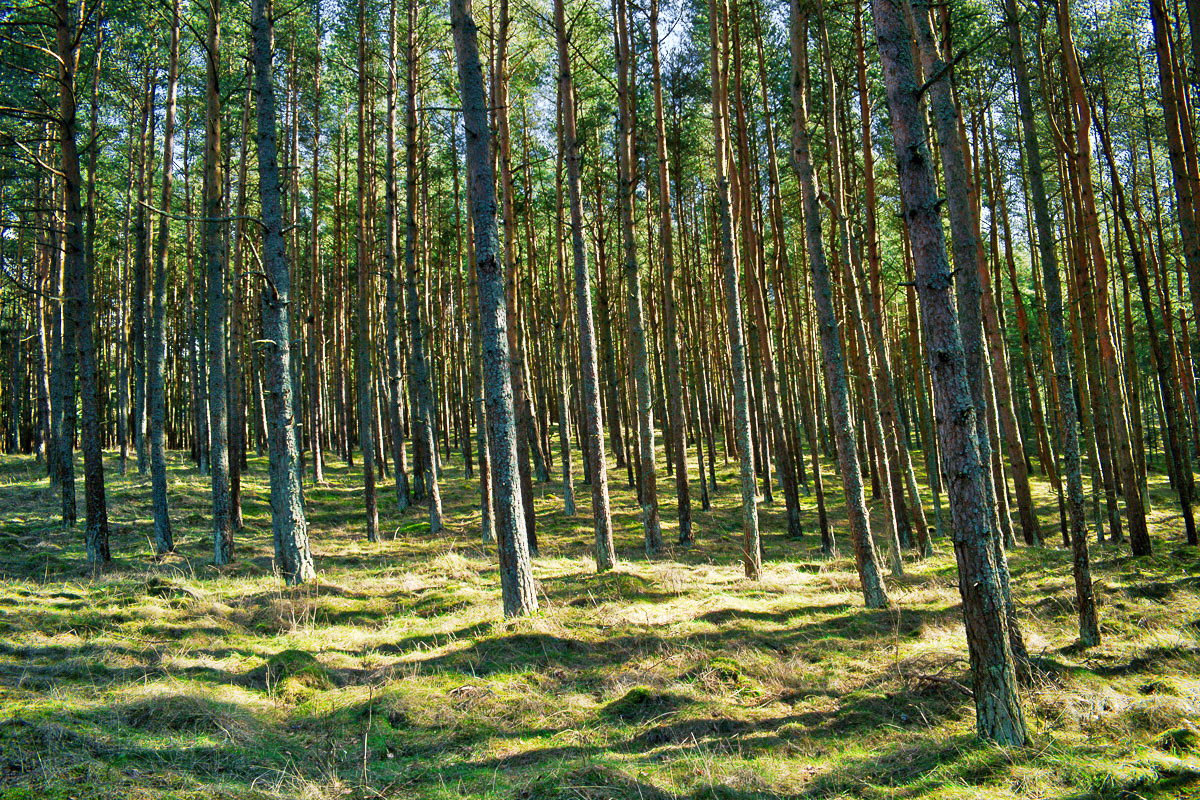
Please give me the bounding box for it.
[910,1,1029,667]
[1056,0,1150,556]
[711,0,760,579]
[791,2,885,602]
[553,98,576,517]
[150,0,180,555]
[403,0,443,533]
[356,0,379,542]
[385,0,412,515]
[250,0,315,584]
[556,0,615,568]
[449,0,538,615]
[876,0,1026,744]
[309,5,326,487]
[613,0,662,556]
[57,0,107,559]
[205,0,233,564]
[1003,0,1098,646]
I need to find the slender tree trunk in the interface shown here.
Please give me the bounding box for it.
[404,1,443,533]
[557,0,615,568]
[1056,0,1150,556]
[230,66,251,531]
[309,5,326,487]
[553,97,576,517]
[251,0,315,584]
[450,0,538,615]
[613,0,662,556]
[205,0,233,564]
[711,0,760,579]
[57,0,107,559]
[385,0,412,515]
[1004,0,1098,646]
[150,0,180,555]
[356,0,379,542]
[791,2,884,602]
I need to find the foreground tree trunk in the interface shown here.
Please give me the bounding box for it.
[910,0,1029,671]
[875,0,1026,745]
[57,0,107,560]
[450,0,538,615]
[251,0,315,584]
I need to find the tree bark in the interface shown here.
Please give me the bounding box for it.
[150,0,180,555]
[450,0,538,615]
[876,0,1027,744]
[791,1,885,602]
[251,0,315,584]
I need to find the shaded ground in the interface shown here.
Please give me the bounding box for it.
[2,442,1200,799]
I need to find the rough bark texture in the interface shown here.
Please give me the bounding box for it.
[205,0,233,565]
[556,0,615,569]
[356,0,379,542]
[450,0,538,615]
[57,0,107,560]
[711,0,761,579]
[876,0,1027,744]
[404,1,443,533]
[251,0,315,584]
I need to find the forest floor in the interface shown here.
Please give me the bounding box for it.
[2,444,1200,799]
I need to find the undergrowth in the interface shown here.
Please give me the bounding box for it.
[1,445,1199,799]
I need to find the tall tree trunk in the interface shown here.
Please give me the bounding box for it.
[150,0,180,555]
[553,96,576,517]
[57,0,107,559]
[251,0,315,584]
[385,0,412,515]
[449,0,538,615]
[206,0,233,564]
[1003,0,1098,646]
[1056,0,1150,556]
[711,0,761,579]
[651,0,691,544]
[230,65,252,531]
[876,0,1027,744]
[614,0,662,556]
[357,0,379,542]
[556,0,615,569]
[309,4,326,487]
[819,8,902,576]
[791,2,885,603]
[910,2,1029,668]
[495,0,537,555]
[404,0,443,533]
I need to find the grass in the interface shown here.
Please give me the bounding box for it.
[1,440,1200,799]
